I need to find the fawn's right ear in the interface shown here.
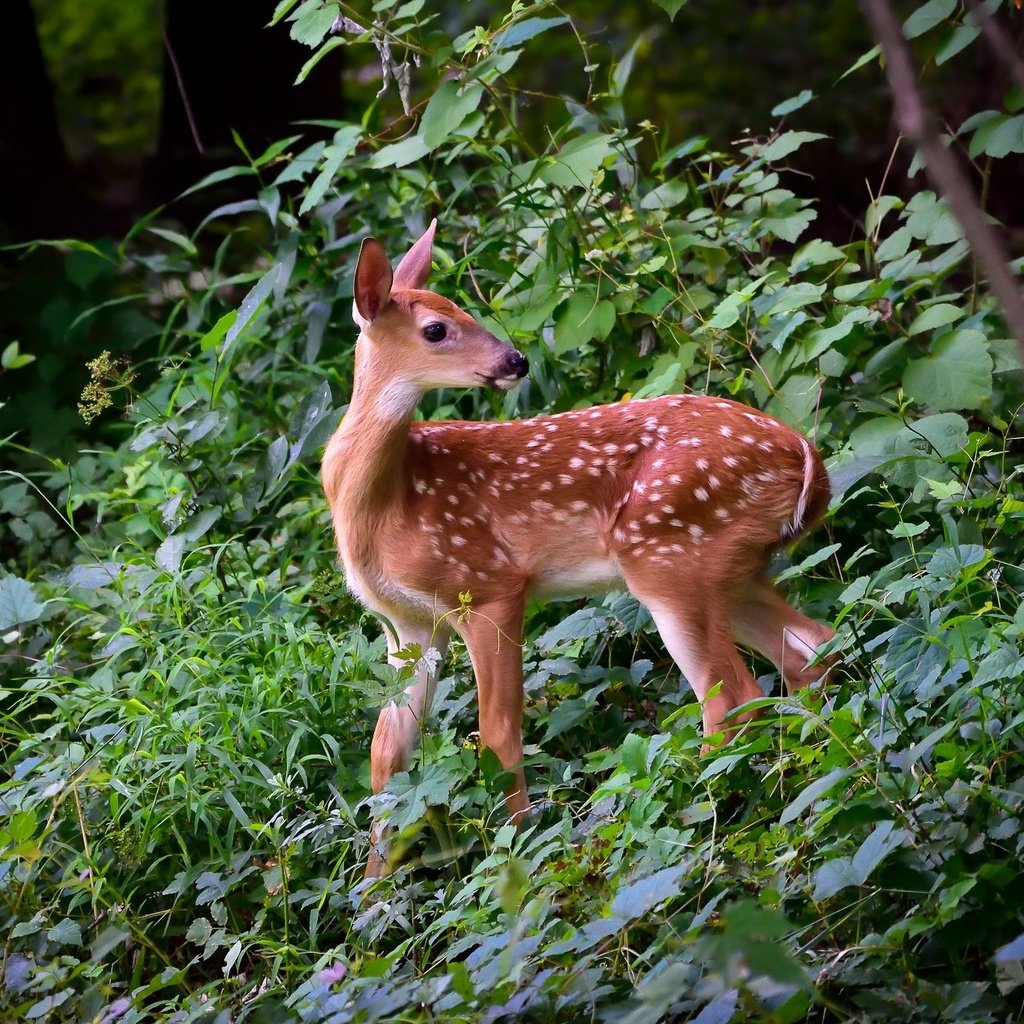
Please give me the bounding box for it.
[353,237,393,324]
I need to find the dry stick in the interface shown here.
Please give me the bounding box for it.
[158,0,204,154]
[861,0,1024,361]
[964,0,1024,93]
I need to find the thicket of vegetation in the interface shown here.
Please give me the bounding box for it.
[3,1,1024,1021]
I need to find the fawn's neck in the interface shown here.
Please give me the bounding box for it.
[323,338,419,519]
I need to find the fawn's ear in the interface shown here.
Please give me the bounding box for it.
[392,218,437,291]
[353,237,393,324]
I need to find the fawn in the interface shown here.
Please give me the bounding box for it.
[321,220,835,877]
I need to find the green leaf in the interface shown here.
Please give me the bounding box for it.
[298,124,362,214]
[368,134,430,169]
[904,0,956,39]
[493,15,568,50]
[813,821,907,900]
[788,238,845,272]
[289,3,337,47]
[222,264,281,355]
[936,23,980,64]
[1,340,35,370]
[47,919,84,947]
[652,0,688,19]
[771,89,814,117]
[554,293,615,353]
[969,114,1024,159]
[540,132,617,188]
[199,310,238,351]
[619,734,649,777]
[420,81,484,149]
[907,302,964,335]
[757,131,828,162]
[610,864,686,920]
[179,165,257,199]
[0,575,45,630]
[779,768,854,825]
[902,329,993,410]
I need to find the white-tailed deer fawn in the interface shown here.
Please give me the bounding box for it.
[322,221,834,877]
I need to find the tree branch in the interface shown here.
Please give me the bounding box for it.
[860,0,1024,360]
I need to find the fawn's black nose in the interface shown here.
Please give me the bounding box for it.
[504,349,529,379]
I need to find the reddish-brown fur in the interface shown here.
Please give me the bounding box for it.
[321,222,835,877]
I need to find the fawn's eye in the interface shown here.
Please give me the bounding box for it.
[422,322,447,343]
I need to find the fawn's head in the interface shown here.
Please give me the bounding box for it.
[352,220,528,401]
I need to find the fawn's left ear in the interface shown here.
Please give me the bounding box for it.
[353,237,393,324]
[392,218,437,291]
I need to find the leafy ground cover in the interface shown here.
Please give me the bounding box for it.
[3,2,1024,1021]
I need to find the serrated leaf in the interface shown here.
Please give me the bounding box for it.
[0,575,45,630]
[902,329,993,411]
[47,919,83,946]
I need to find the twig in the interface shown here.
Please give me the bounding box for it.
[860,0,1024,361]
[157,0,204,154]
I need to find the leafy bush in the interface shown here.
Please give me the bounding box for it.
[3,2,1023,1021]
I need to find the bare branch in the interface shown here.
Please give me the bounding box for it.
[860,0,1024,360]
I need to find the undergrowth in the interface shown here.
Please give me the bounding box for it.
[2,1,1024,1021]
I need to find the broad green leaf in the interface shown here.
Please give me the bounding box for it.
[47,919,84,946]
[420,81,484,149]
[813,821,907,899]
[554,293,615,353]
[540,133,617,188]
[757,131,828,162]
[199,310,238,351]
[0,575,45,630]
[969,114,1024,159]
[289,3,336,47]
[936,23,980,64]
[772,89,814,118]
[789,238,845,272]
[902,329,993,410]
[904,0,956,38]
[492,15,568,50]
[905,191,961,244]
[368,134,430,169]
[907,302,964,335]
[610,864,686,920]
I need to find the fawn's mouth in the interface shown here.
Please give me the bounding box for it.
[480,351,529,389]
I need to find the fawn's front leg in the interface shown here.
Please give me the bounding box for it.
[730,579,835,693]
[366,617,450,879]
[457,594,530,824]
